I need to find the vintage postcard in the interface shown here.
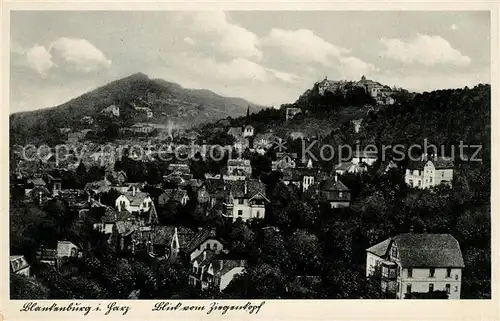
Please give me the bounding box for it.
[1,1,499,320]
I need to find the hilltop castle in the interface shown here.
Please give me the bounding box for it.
[317,76,395,105]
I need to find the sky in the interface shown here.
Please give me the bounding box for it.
[10,11,491,113]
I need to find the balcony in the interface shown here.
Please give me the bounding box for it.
[381,263,397,280]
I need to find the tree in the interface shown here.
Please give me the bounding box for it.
[288,229,321,274]
[257,229,290,269]
[10,273,49,299]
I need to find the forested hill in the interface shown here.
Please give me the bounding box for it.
[10,73,264,145]
[355,84,490,159]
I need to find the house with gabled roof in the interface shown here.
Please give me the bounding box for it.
[115,187,153,214]
[243,124,254,138]
[405,155,454,189]
[158,189,190,207]
[224,179,269,222]
[272,153,297,170]
[134,226,195,259]
[227,127,243,139]
[189,250,246,291]
[320,176,351,208]
[366,233,465,299]
[184,228,224,261]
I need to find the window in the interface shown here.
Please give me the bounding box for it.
[429,268,435,278]
[256,211,260,218]
[418,180,421,187]
[391,247,397,258]
[429,283,434,292]
[238,210,243,216]
[441,172,445,177]
[446,268,452,278]
[408,268,413,278]
[406,284,412,294]
[455,286,458,292]
[409,179,413,185]
[429,177,433,183]
[339,192,343,198]
[238,198,244,205]
[446,284,451,294]
[455,274,459,280]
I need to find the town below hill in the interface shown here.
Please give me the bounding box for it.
[9,76,491,300]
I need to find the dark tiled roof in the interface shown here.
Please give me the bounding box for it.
[122,191,150,206]
[115,221,136,235]
[367,233,465,268]
[28,186,51,197]
[151,226,175,245]
[160,189,188,203]
[322,179,349,192]
[227,127,243,137]
[406,160,426,170]
[185,228,217,254]
[215,259,246,276]
[366,238,392,256]
[100,208,135,223]
[432,157,454,169]
[394,233,464,268]
[229,179,267,199]
[177,227,196,249]
[29,178,46,186]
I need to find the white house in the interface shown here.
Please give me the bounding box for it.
[224,179,269,222]
[405,156,454,189]
[115,187,153,213]
[272,153,296,170]
[189,250,246,291]
[243,125,254,138]
[366,233,465,299]
[334,162,368,175]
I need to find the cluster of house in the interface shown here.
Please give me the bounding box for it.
[317,75,396,105]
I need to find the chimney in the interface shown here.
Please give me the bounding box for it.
[335,174,338,182]
[203,251,207,260]
[244,180,248,195]
[132,186,136,197]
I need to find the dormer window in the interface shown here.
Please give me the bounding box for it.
[391,247,397,258]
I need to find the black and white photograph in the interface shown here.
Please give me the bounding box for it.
[6,8,493,306]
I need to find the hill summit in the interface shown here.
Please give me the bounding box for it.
[10,73,265,145]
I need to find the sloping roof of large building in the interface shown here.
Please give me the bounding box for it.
[122,191,150,206]
[367,233,465,268]
[185,228,218,254]
[229,179,268,200]
[322,178,350,192]
[431,157,455,169]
